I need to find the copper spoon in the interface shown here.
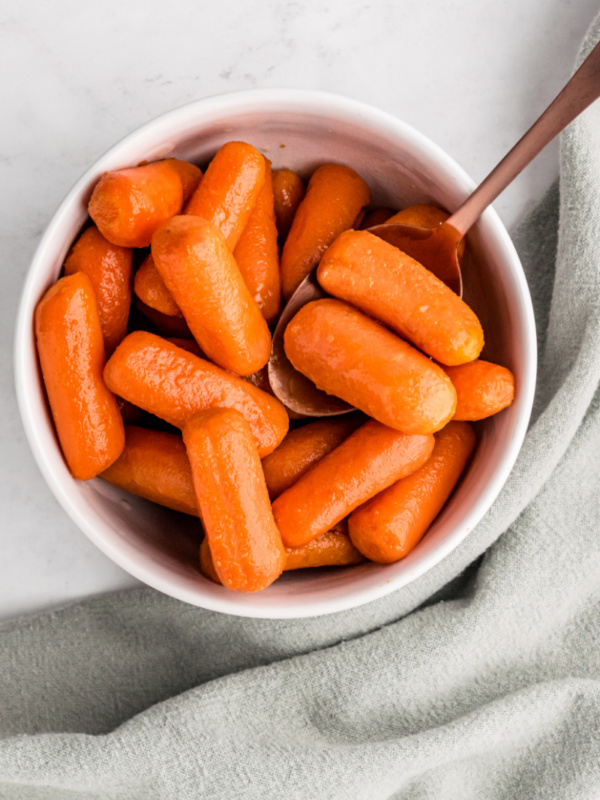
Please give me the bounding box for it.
[269,39,600,416]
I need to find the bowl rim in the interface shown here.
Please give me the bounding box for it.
[14,88,537,618]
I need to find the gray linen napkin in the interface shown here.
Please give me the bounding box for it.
[2,16,600,800]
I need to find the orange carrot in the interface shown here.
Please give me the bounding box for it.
[88,160,184,248]
[272,419,434,548]
[272,169,305,242]
[133,254,183,318]
[284,521,366,570]
[317,230,484,366]
[280,164,371,299]
[151,216,272,376]
[103,331,288,457]
[387,203,465,258]
[166,159,203,203]
[184,409,285,592]
[100,426,198,516]
[261,415,364,499]
[233,162,281,324]
[349,421,476,563]
[442,359,515,421]
[200,520,364,583]
[358,207,396,229]
[284,299,456,435]
[184,141,266,250]
[63,225,132,356]
[35,273,124,480]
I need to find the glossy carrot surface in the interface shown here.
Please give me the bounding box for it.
[184,409,285,592]
[88,160,184,248]
[103,331,288,456]
[200,520,364,583]
[280,164,371,299]
[272,419,435,547]
[167,159,203,203]
[317,230,484,366]
[63,225,132,356]
[35,272,125,480]
[100,426,198,516]
[442,360,515,421]
[272,168,306,242]
[233,163,281,324]
[261,415,364,500]
[349,421,476,563]
[184,141,266,250]
[284,521,366,570]
[134,254,183,318]
[152,215,272,376]
[284,298,456,434]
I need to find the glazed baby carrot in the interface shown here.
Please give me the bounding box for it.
[103,331,288,456]
[349,421,476,563]
[284,299,456,435]
[166,159,203,203]
[133,254,183,318]
[184,141,266,250]
[280,164,371,299]
[100,426,198,516]
[35,272,125,480]
[272,419,435,548]
[317,230,484,366]
[88,160,184,248]
[63,225,132,355]
[200,520,365,583]
[261,415,364,499]
[284,521,366,570]
[387,203,448,227]
[442,359,515,421]
[184,409,285,592]
[152,216,271,375]
[386,203,465,258]
[233,163,281,324]
[272,168,306,241]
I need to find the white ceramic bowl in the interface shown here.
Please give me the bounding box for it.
[14,89,536,618]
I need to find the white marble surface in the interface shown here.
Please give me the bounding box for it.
[1,0,597,622]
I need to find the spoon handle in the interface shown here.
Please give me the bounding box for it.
[448,39,600,237]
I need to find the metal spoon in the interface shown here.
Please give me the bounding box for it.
[269,38,600,416]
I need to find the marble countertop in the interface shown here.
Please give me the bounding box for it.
[2,0,597,622]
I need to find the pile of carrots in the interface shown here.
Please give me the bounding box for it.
[35,141,515,593]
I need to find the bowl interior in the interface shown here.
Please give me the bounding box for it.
[15,91,536,618]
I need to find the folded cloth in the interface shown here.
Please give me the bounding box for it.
[2,18,600,800]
